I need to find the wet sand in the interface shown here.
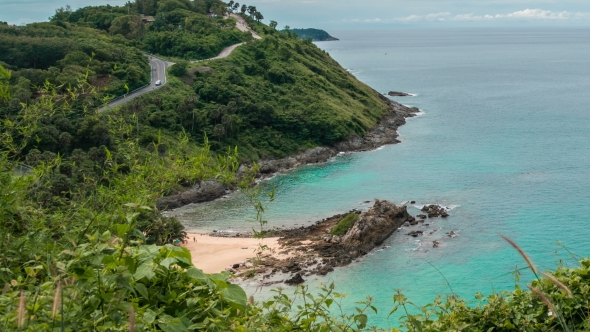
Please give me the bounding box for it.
[184,232,285,274]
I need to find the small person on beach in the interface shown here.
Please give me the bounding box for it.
[193,237,196,243]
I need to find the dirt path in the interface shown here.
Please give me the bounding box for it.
[230,13,262,40]
[193,14,261,63]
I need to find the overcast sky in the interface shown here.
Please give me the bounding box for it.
[3,0,590,29]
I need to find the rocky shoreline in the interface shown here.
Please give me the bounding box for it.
[220,200,456,285]
[157,96,420,210]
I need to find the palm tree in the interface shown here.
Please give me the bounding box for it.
[247,6,257,18]
[254,12,263,22]
[240,4,247,15]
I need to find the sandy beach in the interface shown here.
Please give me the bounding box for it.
[183,232,285,274]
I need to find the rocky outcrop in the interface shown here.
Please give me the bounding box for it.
[256,100,419,178]
[341,200,410,257]
[421,205,449,218]
[156,180,229,210]
[387,91,411,97]
[225,200,456,285]
[285,273,305,285]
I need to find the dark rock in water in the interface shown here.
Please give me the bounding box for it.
[433,241,441,248]
[417,214,427,219]
[410,200,416,204]
[388,91,411,97]
[285,273,305,285]
[407,231,423,237]
[410,220,419,226]
[421,205,449,218]
[446,231,458,238]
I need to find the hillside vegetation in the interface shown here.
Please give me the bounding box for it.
[130,31,390,160]
[2,1,589,331]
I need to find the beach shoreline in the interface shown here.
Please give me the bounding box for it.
[183,232,288,274]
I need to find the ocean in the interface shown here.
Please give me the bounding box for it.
[167,27,590,326]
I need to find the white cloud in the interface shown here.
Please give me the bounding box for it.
[392,8,590,23]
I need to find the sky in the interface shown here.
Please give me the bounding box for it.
[2,0,590,29]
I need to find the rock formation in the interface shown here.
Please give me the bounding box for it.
[341,200,410,257]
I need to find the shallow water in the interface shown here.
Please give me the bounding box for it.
[168,27,590,326]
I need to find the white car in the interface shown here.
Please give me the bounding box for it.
[155,80,162,86]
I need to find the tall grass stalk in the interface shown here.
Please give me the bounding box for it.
[499,233,539,278]
[17,291,25,328]
[541,272,573,298]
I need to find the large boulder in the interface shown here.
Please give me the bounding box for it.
[341,200,410,257]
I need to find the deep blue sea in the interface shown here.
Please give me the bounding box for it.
[168,27,590,326]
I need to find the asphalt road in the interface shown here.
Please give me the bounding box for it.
[100,56,173,112]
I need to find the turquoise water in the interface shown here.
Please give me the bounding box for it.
[169,27,590,325]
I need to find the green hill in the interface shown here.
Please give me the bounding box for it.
[288,28,339,41]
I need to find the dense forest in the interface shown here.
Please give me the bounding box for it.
[2,0,590,330]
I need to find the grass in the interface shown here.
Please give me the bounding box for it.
[331,213,359,236]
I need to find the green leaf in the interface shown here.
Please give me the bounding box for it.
[72,267,94,280]
[160,318,189,332]
[160,258,177,269]
[187,323,205,330]
[135,282,149,299]
[164,245,192,261]
[355,314,368,329]
[223,284,247,308]
[187,268,207,280]
[134,262,156,281]
[115,224,131,237]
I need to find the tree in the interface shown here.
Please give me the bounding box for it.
[213,123,225,142]
[0,64,12,102]
[211,4,226,17]
[247,6,257,18]
[240,4,247,15]
[233,3,240,13]
[255,12,263,22]
[227,0,235,11]
[157,0,188,12]
[110,15,145,39]
[269,20,278,30]
[169,60,188,77]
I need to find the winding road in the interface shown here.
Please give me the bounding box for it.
[102,15,259,111]
[100,56,173,112]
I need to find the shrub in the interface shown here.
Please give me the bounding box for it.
[331,213,359,236]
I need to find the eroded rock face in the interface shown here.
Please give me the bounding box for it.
[341,200,410,258]
[156,180,228,210]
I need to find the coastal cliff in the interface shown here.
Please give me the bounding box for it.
[156,98,419,210]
